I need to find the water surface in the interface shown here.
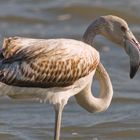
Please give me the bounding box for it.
[0,0,140,140]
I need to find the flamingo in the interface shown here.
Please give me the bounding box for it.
[0,15,139,140]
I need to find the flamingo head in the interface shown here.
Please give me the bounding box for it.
[100,15,140,78]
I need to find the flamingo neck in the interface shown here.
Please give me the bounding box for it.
[94,62,113,112]
[82,18,103,45]
[75,62,113,113]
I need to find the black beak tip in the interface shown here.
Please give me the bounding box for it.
[130,65,139,79]
[130,73,134,79]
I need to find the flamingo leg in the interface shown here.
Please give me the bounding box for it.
[54,103,64,140]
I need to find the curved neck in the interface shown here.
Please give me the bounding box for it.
[74,62,113,113]
[82,18,104,45]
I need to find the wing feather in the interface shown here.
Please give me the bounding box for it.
[0,37,99,88]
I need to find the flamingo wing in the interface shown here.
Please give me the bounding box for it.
[0,37,99,88]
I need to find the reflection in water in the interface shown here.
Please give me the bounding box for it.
[0,0,140,140]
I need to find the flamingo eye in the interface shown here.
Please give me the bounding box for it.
[121,26,126,32]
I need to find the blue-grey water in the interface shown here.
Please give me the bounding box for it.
[0,0,140,140]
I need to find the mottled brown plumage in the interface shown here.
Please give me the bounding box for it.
[0,37,99,88]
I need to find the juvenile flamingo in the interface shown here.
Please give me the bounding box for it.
[0,15,139,140]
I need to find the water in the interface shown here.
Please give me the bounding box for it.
[0,0,140,140]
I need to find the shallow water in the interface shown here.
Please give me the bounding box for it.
[0,0,140,140]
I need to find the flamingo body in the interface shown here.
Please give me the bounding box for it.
[0,37,99,105]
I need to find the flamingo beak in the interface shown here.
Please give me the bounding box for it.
[124,30,140,79]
